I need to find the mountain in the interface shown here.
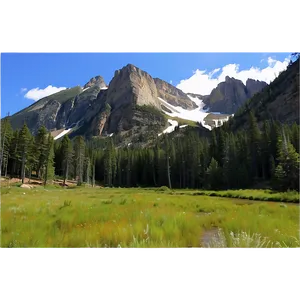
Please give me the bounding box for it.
[229,58,299,130]
[7,64,205,145]
[202,76,267,114]
[6,61,289,145]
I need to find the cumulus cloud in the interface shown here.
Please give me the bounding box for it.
[20,88,28,93]
[176,57,290,95]
[24,85,67,101]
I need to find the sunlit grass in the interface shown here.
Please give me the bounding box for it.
[1,186,299,247]
[189,189,299,203]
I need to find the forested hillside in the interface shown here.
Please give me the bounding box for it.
[1,113,299,192]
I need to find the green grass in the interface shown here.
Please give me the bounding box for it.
[1,186,299,248]
[189,189,299,203]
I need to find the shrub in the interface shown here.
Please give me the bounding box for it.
[156,186,170,192]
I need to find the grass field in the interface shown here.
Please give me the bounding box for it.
[1,185,299,248]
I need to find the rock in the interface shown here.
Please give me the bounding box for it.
[246,78,267,98]
[20,184,32,189]
[203,77,267,114]
[83,76,107,89]
[107,64,161,109]
[154,78,197,109]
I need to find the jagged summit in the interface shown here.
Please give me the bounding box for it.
[83,76,107,89]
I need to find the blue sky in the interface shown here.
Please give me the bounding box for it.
[1,53,290,116]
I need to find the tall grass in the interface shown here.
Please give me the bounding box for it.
[1,185,299,247]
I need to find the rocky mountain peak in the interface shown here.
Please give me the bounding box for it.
[83,75,107,89]
[246,78,268,97]
[203,76,267,114]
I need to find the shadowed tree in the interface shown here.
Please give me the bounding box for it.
[60,135,73,186]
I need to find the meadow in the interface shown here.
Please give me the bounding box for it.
[1,184,299,248]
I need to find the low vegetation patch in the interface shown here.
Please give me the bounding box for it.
[1,186,299,248]
[191,189,299,203]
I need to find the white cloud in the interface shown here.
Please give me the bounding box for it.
[24,85,67,101]
[176,57,289,95]
[20,87,27,93]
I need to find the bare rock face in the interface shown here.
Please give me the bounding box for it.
[66,85,102,127]
[83,76,107,89]
[154,78,197,109]
[104,64,162,133]
[246,79,267,98]
[107,64,160,109]
[203,76,267,114]
[36,99,62,131]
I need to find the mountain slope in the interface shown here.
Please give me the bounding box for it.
[8,86,82,133]
[229,58,299,130]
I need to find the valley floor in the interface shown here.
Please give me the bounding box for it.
[1,185,299,248]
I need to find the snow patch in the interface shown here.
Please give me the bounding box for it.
[101,86,108,90]
[158,97,209,124]
[200,122,212,130]
[81,87,90,93]
[53,102,61,122]
[187,95,209,112]
[54,128,72,140]
[108,133,114,137]
[158,119,178,136]
[179,124,188,128]
[70,98,75,110]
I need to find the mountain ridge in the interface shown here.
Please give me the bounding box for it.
[5,63,272,143]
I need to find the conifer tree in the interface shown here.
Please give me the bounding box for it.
[60,135,73,185]
[35,126,49,179]
[274,128,300,191]
[44,133,55,186]
[18,123,32,183]
[73,136,85,186]
[206,157,222,190]
[0,117,13,177]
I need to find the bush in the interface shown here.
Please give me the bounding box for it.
[156,186,170,192]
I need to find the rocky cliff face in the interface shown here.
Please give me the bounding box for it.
[102,64,162,133]
[83,76,107,89]
[246,79,268,98]
[203,76,267,114]
[154,78,197,109]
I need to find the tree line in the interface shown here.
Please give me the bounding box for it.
[1,111,299,191]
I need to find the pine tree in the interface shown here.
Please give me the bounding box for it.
[73,136,85,186]
[60,135,73,186]
[248,111,261,180]
[274,128,300,191]
[290,123,299,153]
[27,135,37,183]
[44,134,55,186]
[206,157,222,190]
[163,135,172,189]
[18,123,32,183]
[35,126,49,179]
[10,129,20,176]
[0,117,13,177]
